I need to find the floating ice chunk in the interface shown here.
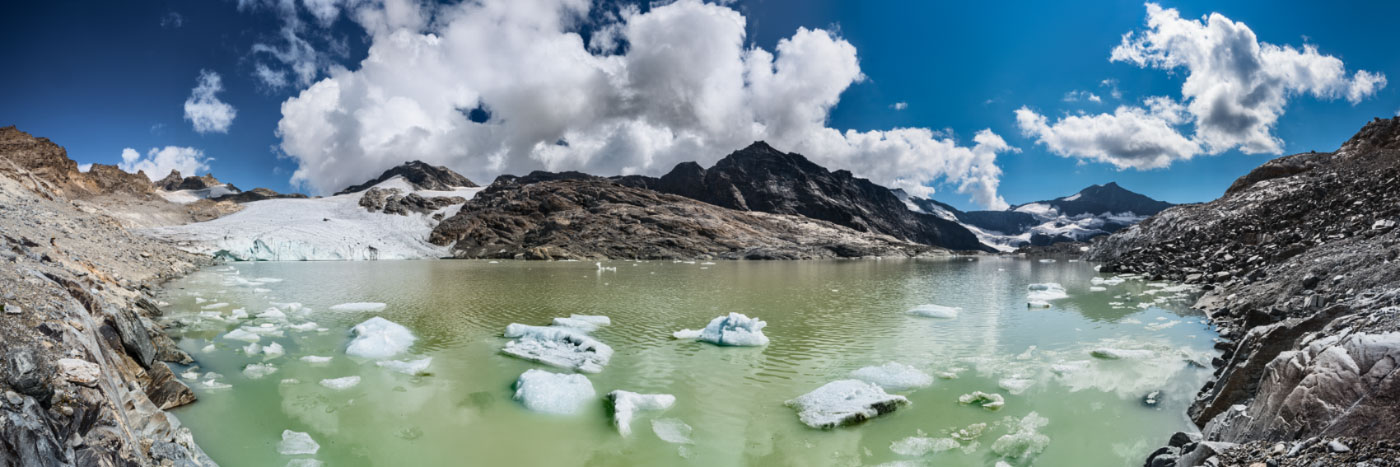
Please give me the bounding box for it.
[223,328,261,343]
[607,390,676,436]
[991,412,1050,460]
[671,329,702,340]
[319,376,361,390]
[202,379,231,390]
[651,418,693,444]
[243,363,278,379]
[230,308,248,320]
[278,430,320,455]
[199,311,225,321]
[784,379,910,429]
[200,344,216,353]
[300,355,332,364]
[1027,283,1068,302]
[202,302,229,310]
[998,377,1034,395]
[263,342,285,359]
[952,423,988,441]
[346,317,416,359]
[907,304,959,319]
[195,297,207,304]
[1050,360,1090,376]
[677,313,769,346]
[243,342,262,355]
[1089,286,1107,292]
[502,324,613,373]
[257,308,287,320]
[1145,321,1180,331]
[1038,259,1056,263]
[850,363,933,391]
[289,322,319,332]
[551,314,612,332]
[512,369,596,415]
[957,391,1005,410]
[331,302,387,312]
[377,357,432,375]
[890,436,960,456]
[1090,348,1156,360]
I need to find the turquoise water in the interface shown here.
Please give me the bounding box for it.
[159,258,1217,466]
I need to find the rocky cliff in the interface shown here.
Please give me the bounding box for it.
[335,160,478,195]
[429,173,943,260]
[617,142,992,252]
[1088,117,1400,465]
[0,130,214,465]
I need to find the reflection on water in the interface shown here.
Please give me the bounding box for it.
[160,257,1217,466]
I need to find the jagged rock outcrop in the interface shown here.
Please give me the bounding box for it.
[335,160,478,195]
[429,174,942,260]
[1088,117,1400,465]
[153,170,233,192]
[0,133,214,464]
[86,164,156,196]
[358,187,465,215]
[210,187,308,203]
[616,142,991,251]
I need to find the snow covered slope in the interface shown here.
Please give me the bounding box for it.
[146,177,481,260]
[157,184,240,204]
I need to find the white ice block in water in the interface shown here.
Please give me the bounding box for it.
[907,304,960,319]
[502,324,613,373]
[230,308,249,320]
[651,418,694,444]
[1089,286,1107,292]
[242,363,278,379]
[890,436,960,456]
[1089,348,1157,360]
[998,377,1033,395]
[675,313,770,346]
[607,390,676,436]
[785,379,910,429]
[1027,283,1068,302]
[300,355,332,365]
[957,391,1005,410]
[376,357,432,375]
[201,302,229,310]
[551,314,612,332]
[346,317,416,359]
[278,430,320,455]
[991,412,1050,460]
[285,460,324,467]
[222,328,261,343]
[512,369,596,415]
[330,302,387,312]
[263,342,285,359]
[288,322,319,332]
[320,376,361,390]
[850,362,934,391]
[257,308,286,320]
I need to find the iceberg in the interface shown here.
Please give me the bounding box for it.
[551,314,612,333]
[222,328,261,343]
[320,376,361,390]
[243,363,278,379]
[377,357,433,375]
[784,379,910,429]
[512,369,596,415]
[300,355,332,365]
[957,391,1005,410]
[1027,283,1068,302]
[257,308,287,319]
[230,308,249,320]
[906,304,960,319]
[991,412,1050,460]
[263,342,285,359]
[330,302,388,312]
[1089,286,1107,292]
[651,418,694,444]
[502,324,613,373]
[278,430,320,455]
[674,313,770,346]
[890,436,960,456]
[289,322,319,332]
[346,317,416,359]
[850,362,934,391]
[607,390,676,436]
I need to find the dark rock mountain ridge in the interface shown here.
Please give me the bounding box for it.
[616,141,992,252]
[335,160,478,195]
[1089,117,1400,464]
[905,182,1172,248]
[1022,182,1171,218]
[154,170,234,192]
[429,174,941,260]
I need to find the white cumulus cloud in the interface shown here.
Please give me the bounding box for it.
[118,147,212,181]
[1018,2,1385,169]
[183,70,237,133]
[274,0,1015,208]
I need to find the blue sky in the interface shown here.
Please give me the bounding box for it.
[3,0,1395,210]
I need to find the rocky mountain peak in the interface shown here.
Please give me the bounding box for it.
[1036,181,1171,217]
[1340,116,1400,154]
[154,170,184,190]
[335,160,478,195]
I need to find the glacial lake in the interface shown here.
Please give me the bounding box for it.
[158,258,1218,466]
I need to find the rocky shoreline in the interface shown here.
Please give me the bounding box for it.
[1089,117,1400,466]
[0,133,216,464]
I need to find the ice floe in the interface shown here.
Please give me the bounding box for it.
[278,430,320,455]
[907,304,959,319]
[222,328,261,343]
[1027,283,1068,302]
[1090,348,1157,360]
[330,302,387,312]
[257,308,286,320]
[850,362,933,391]
[512,369,596,415]
[300,355,332,365]
[784,379,910,429]
[243,363,278,379]
[991,412,1050,461]
[673,313,769,346]
[262,342,285,359]
[320,376,361,390]
[651,418,693,444]
[998,377,1034,395]
[346,317,416,359]
[376,357,432,375]
[607,390,676,436]
[890,436,960,456]
[502,324,613,373]
[957,391,1005,410]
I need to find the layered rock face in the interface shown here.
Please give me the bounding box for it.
[429,174,941,260]
[209,187,308,203]
[617,142,991,252]
[0,134,214,464]
[358,187,465,215]
[335,160,478,195]
[154,170,233,192]
[1088,117,1400,464]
